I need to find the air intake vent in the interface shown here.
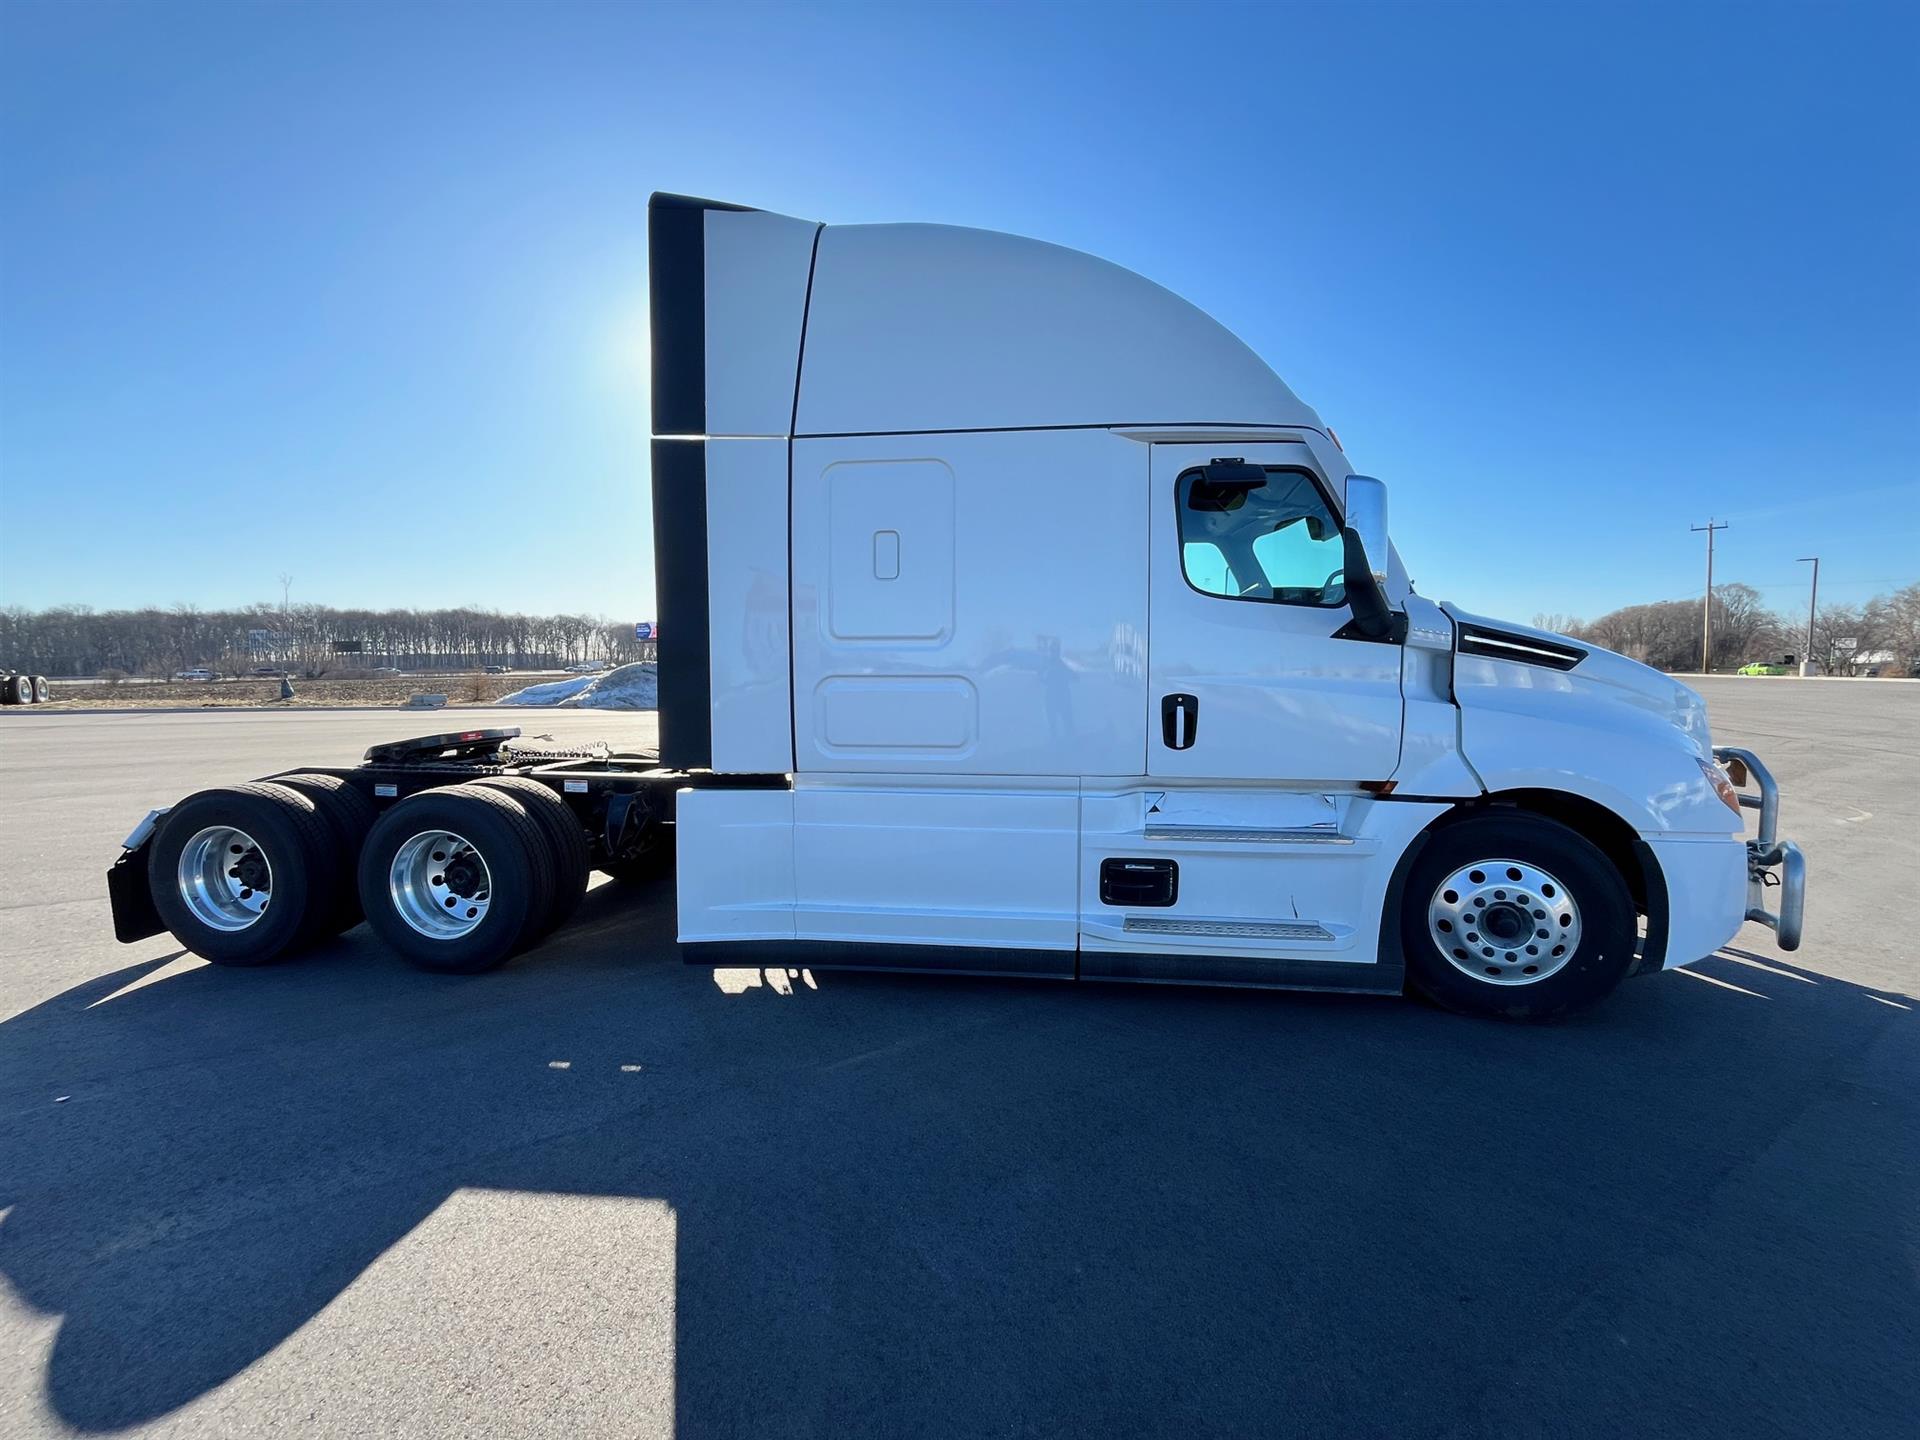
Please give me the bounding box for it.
[1457,623,1585,672]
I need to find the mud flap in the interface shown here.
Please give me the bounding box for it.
[108,847,165,943]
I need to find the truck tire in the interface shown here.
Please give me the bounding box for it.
[1,675,23,704]
[272,773,378,933]
[1401,812,1636,1022]
[470,776,591,935]
[357,784,553,973]
[148,782,342,965]
[30,676,50,703]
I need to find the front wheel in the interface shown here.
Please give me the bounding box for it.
[1402,813,1636,1022]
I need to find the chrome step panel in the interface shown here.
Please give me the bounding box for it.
[1124,916,1334,943]
[1142,825,1354,844]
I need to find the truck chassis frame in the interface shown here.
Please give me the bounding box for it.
[108,727,697,948]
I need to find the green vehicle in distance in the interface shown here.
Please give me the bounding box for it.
[1737,656,1796,677]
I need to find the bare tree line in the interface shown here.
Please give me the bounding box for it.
[6,580,1915,681]
[0,603,654,679]
[1535,581,1920,675]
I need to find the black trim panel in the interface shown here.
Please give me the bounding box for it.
[651,438,712,769]
[680,772,792,790]
[1457,622,1585,671]
[787,226,822,772]
[1080,950,1402,993]
[682,940,1075,979]
[684,938,1402,994]
[648,192,750,436]
[1333,610,1409,645]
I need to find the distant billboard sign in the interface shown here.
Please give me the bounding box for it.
[331,639,364,653]
[634,621,656,641]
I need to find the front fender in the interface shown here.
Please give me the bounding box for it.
[1453,656,1737,836]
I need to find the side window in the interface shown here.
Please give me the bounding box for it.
[1176,466,1347,607]
[1181,541,1234,596]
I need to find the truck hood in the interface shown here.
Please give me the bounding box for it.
[1441,604,1714,758]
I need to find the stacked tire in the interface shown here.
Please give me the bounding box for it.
[2,673,49,704]
[151,778,591,974]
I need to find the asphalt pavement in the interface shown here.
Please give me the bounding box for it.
[0,684,1913,1438]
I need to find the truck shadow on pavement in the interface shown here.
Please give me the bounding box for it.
[1,882,1914,1438]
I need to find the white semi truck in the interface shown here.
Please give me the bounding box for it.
[107,192,1806,1020]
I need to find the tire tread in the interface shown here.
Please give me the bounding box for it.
[471,776,591,933]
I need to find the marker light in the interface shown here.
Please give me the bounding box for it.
[1699,757,1743,815]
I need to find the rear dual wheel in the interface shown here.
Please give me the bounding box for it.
[274,773,378,934]
[469,776,591,934]
[357,783,563,974]
[148,777,589,973]
[150,783,343,965]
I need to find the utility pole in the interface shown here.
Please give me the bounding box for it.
[278,573,293,668]
[1798,556,1819,676]
[1690,520,1727,673]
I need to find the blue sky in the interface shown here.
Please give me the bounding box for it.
[2,0,1915,625]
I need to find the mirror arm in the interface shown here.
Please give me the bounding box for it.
[1336,527,1397,642]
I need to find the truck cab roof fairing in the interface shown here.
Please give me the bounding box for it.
[796,223,1321,437]
[649,194,821,439]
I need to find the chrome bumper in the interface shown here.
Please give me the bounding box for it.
[1712,746,1806,951]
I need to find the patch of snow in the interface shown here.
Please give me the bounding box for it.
[497,662,658,710]
[496,675,596,707]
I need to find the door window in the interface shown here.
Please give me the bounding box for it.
[1175,467,1347,607]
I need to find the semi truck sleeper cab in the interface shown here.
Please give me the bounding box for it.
[106,192,1806,1021]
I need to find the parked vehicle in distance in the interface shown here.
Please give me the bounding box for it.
[252,666,287,678]
[173,667,217,681]
[104,191,1807,1021]
[1737,661,1791,676]
[361,666,404,676]
[484,664,513,674]
[561,661,606,673]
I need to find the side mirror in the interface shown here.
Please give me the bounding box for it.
[1343,474,1390,585]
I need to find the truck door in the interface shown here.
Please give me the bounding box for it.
[1148,442,1403,782]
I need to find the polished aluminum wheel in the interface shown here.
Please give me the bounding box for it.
[1428,857,1582,986]
[176,825,272,932]
[390,829,492,940]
